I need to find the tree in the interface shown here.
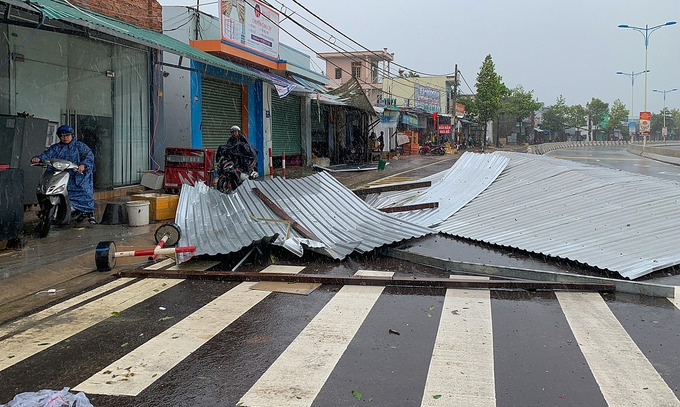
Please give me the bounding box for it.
[608,99,629,139]
[541,95,569,141]
[566,104,587,131]
[503,86,541,144]
[586,98,608,141]
[475,54,504,148]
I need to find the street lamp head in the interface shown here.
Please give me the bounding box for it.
[653,89,659,92]
[665,21,677,26]
[618,24,629,28]
[616,71,624,75]
[672,88,678,92]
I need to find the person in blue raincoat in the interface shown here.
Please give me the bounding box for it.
[31,125,96,223]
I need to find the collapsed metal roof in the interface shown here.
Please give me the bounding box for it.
[177,151,680,279]
[370,151,680,280]
[176,172,433,260]
[364,153,510,227]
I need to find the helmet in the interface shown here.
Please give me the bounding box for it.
[230,125,241,132]
[56,125,74,136]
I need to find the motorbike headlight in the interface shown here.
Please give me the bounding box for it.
[48,185,66,194]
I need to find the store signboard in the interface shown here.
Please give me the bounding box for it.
[220,0,280,59]
[414,84,440,113]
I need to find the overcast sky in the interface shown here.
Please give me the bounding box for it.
[158,0,680,115]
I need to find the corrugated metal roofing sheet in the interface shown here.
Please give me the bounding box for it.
[436,152,680,279]
[364,152,509,227]
[176,172,433,260]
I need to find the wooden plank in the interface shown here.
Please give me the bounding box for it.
[379,202,439,213]
[116,270,615,292]
[252,188,320,241]
[352,180,432,196]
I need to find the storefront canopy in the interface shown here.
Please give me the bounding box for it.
[2,0,268,81]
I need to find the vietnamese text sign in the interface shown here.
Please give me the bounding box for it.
[414,84,440,113]
[220,0,279,59]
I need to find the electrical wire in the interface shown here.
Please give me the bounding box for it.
[267,0,459,98]
[287,0,456,77]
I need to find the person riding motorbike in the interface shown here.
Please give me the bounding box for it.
[215,125,258,182]
[31,125,96,224]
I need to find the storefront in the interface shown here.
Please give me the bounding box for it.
[271,90,302,165]
[0,21,152,190]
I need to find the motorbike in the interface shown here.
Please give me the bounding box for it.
[216,158,258,194]
[419,141,446,156]
[31,158,86,238]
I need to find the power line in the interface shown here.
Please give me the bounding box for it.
[287,0,456,77]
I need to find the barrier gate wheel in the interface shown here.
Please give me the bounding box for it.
[154,222,182,247]
[95,241,117,271]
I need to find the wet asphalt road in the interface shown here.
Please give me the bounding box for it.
[3,147,680,406]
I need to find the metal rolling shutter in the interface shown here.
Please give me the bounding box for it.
[271,90,301,156]
[201,78,242,148]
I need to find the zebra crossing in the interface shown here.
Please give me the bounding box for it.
[1,266,680,406]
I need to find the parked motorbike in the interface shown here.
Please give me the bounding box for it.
[419,142,446,156]
[31,158,85,238]
[216,158,258,194]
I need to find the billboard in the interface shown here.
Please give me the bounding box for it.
[220,0,280,59]
[414,84,440,113]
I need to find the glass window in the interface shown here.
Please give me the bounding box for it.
[335,67,342,79]
[351,62,361,79]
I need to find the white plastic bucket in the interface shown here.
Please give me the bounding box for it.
[126,200,150,226]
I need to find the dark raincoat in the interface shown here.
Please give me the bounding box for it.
[216,133,258,173]
[34,139,95,213]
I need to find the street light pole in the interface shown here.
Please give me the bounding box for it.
[616,70,648,142]
[652,88,677,140]
[618,21,676,147]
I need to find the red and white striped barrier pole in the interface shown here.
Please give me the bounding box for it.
[148,234,169,260]
[282,151,286,179]
[269,147,274,178]
[115,246,196,258]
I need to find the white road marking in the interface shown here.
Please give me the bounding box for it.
[144,258,175,270]
[260,265,306,274]
[74,266,302,396]
[237,271,393,407]
[557,292,680,406]
[0,278,135,339]
[421,276,495,406]
[74,282,269,396]
[0,278,182,372]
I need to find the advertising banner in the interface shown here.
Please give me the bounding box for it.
[639,111,651,135]
[380,109,400,125]
[220,0,280,59]
[438,123,452,134]
[414,84,440,113]
[455,102,465,118]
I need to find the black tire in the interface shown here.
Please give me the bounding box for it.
[95,241,117,271]
[154,222,182,247]
[419,148,427,155]
[217,176,234,193]
[435,148,445,155]
[37,205,56,238]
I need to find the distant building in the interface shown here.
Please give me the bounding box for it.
[317,49,394,107]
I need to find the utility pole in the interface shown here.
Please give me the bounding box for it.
[452,64,458,145]
[194,0,200,40]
